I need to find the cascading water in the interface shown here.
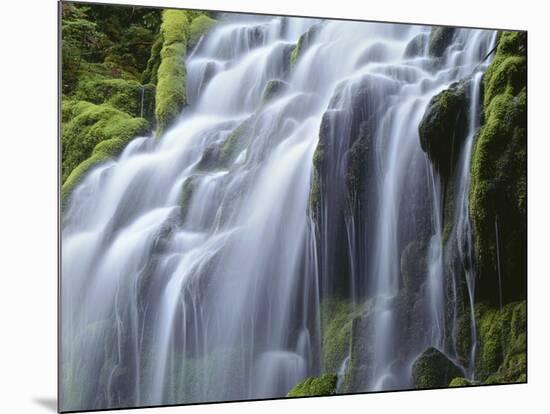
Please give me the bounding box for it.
[61,13,497,411]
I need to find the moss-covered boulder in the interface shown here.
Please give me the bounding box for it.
[286,374,338,397]
[61,100,149,201]
[418,80,469,178]
[449,377,472,387]
[261,79,289,104]
[155,10,190,136]
[320,299,356,374]
[412,347,463,389]
[74,77,155,121]
[469,31,527,305]
[475,301,526,383]
[428,27,456,57]
[189,15,217,49]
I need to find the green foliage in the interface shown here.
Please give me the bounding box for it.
[286,374,338,397]
[142,34,163,85]
[155,10,190,136]
[475,301,526,383]
[61,100,149,202]
[189,15,217,49]
[469,31,527,304]
[62,13,109,93]
[411,347,463,389]
[61,3,162,95]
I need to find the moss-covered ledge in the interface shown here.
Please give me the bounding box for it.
[469,31,527,305]
[61,100,149,202]
[154,10,190,136]
[154,11,217,137]
[286,374,338,397]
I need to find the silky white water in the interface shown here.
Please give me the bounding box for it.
[61,14,496,410]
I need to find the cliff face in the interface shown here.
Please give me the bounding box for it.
[469,32,527,306]
[61,3,217,203]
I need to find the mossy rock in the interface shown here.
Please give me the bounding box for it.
[189,15,217,49]
[61,100,149,202]
[155,10,190,136]
[194,118,254,172]
[142,34,163,85]
[286,374,338,397]
[469,31,526,305]
[428,27,456,57]
[400,241,428,295]
[74,77,155,121]
[418,79,469,178]
[320,299,368,374]
[219,118,254,165]
[289,23,322,67]
[449,377,472,387]
[346,133,369,202]
[404,33,428,58]
[412,347,463,389]
[261,79,289,104]
[475,301,526,383]
[179,176,197,221]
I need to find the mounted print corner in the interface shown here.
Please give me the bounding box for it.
[60,1,527,412]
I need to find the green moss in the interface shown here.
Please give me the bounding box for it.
[286,374,338,397]
[346,138,367,201]
[428,27,456,57]
[73,77,155,120]
[142,34,163,85]
[189,15,217,49]
[475,301,526,383]
[449,377,472,387]
[261,79,289,104]
[155,10,190,136]
[320,299,357,373]
[61,100,149,202]
[289,23,320,68]
[469,31,526,304]
[309,141,325,216]
[179,176,196,221]
[412,347,463,389]
[220,119,253,164]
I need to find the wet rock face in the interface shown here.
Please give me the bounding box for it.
[418,79,470,179]
[411,347,463,388]
[469,31,527,306]
[428,27,456,57]
[404,33,428,58]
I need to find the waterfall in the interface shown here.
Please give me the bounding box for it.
[61,13,497,411]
